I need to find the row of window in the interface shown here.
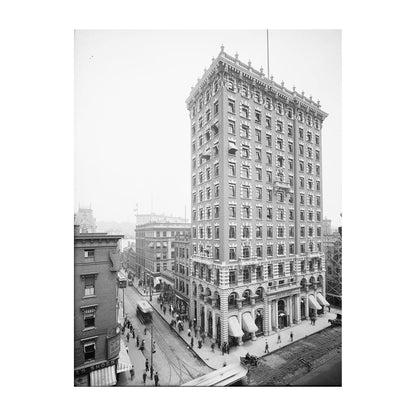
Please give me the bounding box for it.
[192,206,322,222]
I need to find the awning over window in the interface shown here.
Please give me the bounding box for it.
[228,142,238,154]
[228,316,244,338]
[202,148,211,160]
[308,295,322,310]
[117,340,132,374]
[90,365,117,387]
[242,312,258,333]
[316,292,330,307]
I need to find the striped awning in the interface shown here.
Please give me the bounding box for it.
[316,292,330,307]
[308,295,322,310]
[90,365,117,387]
[117,340,132,374]
[228,316,244,338]
[242,312,258,333]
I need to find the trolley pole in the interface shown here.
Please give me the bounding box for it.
[150,325,154,379]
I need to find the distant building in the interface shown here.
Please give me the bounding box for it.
[323,224,342,307]
[136,222,190,296]
[135,212,188,226]
[74,225,123,386]
[74,206,97,233]
[322,218,333,236]
[172,231,192,316]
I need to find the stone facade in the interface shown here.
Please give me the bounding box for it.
[186,47,328,345]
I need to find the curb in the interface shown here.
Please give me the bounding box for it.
[132,285,216,371]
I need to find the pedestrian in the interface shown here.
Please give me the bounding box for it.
[264,340,269,354]
[126,332,130,342]
[126,345,129,354]
[277,333,281,344]
[154,372,159,386]
[222,342,227,356]
[132,329,135,339]
[226,343,230,354]
[136,337,140,347]
[145,358,149,372]
[198,339,202,349]
[150,365,154,380]
[142,370,147,384]
[188,328,191,337]
[163,306,166,315]
[211,341,215,353]
[130,365,135,380]
[290,331,293,342]
[201,332,206,344]
[190,337,194,348]
[223,361,227,367]
[144,327,147,336]
[140,340,145,351]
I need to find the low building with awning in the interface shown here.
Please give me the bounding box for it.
[228,316,244,338]
[316,292,330,307]
[308,294,322,310]
[90,365,117,387]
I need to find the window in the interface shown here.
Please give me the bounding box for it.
[214,184,219,198]
[266,207,272,220]
[229,270,236,284]
[300,210,305,221]
[316,211,321,221]
[242,206,250,219]
[207,226,212,239]
[299,144,304,156]
[316,165,321,175]
[300,244,305,254]
[199,209,203,220]
[84,249,95,261]
[256,168,262,181]
[300,226,305,237]
[214,80,218,93]
[308,179,313,190]
[289,176,294,187]
[229,205,236,218]
[299,128,304,139]
[214,163,219,177]
[228,120,235,134]
[277,121,283,132]
[242,165,250,179]
[84,276,95,296]
[229,183,236,197]
[242,146,250,159]
[288,124,293,136]
[277,138,283,150]
[308,147,313,158]
[316,180,321,191]
[256,206,262,219]
[300,194,305,205]
[229,248,236,260]
[266,134,272,147]
[317,227,321,237]
[255,129,261,142]
[256,246,262,257]
[266,116,271,129]
[243,268,250,283]
[242,185,250,199]
[266,171,272,183]
[308,226,314,237]
[307,131,312,141]
[214,247,220,260]
[289,210,294,220]
[278,208,284,220]
[84,310,95,328]
[206,207,211,219]
[287,108,293,119]
[255,111,261,123]
[214,100,219,115]
[267,226,273,238]
[299,161,304,172]
[289,159,294,170]
[308,211,313,221]
[266,189,272,202]
[277,102,283,115]
[308,195,313,205]
[243,247,250,258]
[255,149,262,162]
[199,117,203,129]
[265,97,272,109]
[241,105,249,119]
[206,109,211,122]
[316,196,321,207]
[308,163,313,174]
[315,150,320,161]
[278,263,284,276]
[267,245,273,256]
[289,243,295,255]
[243,226,250,238]
[256,187,262,200]
[277,226,284,238]
[289,226,294,237]
[215,226,220,239]
[228,99,235,113]
[228,162,236,176]
[207,187,211,200]
[256,226,262,238]
[241,84,249,97]
[84,342,96,361]
[266,152,272,165]
[254,91,261,103]
[277,156,284,168]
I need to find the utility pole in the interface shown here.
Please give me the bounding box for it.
[150,325,154,379]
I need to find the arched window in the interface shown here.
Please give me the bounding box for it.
[242,290,250,305]
[255,287,264,300]
[228,292,237,307]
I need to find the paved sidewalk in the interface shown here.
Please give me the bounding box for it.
[134,284,336,370]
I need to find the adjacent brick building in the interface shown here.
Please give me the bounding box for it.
[74,225,123,386]
[186,47,329,346]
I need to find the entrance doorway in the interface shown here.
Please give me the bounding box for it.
[278,299,288,329]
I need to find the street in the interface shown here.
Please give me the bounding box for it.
[118,285,211,386]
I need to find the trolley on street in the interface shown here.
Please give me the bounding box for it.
[136,300,153,324]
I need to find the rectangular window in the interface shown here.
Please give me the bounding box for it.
[300,227,305,237]
[229,226,236,239]
[267,226,273,238]
[300,210,305,221]
[206,109,211,122]
[242,165,250,178]
[214,206,219,218]
[289,243,295,255]
[229,206,236,218]
[266,152,272,165]
[242,146,250,159]
[256,168,262,181]
[266,134,272,147]
[266,171,272,183]
[299,128,304,138]
[214,101,219,115]
[228,162,236,176]
[242,206,250,219]
[84,342,96,361]
[241,105,249,119]
[277,226,284,238]
[229,183,236,197]
[256,226,262,238]
[214,163,219,176]
[267,189,272,202]
[256,187,262,200]
[84,276,95,296]
[84,311,95,328]
[266,207,272,220]
[229,248,236,260]
[277,138,283,150]
[267,245,273,256]
[215,226,220,239]
[229,270,236,284]
[228,120,235,134]
[266,116,271,129]
[256,246,262,258]
[277,120,283,132]
[242,186,250,199]
[215,247,220,260]
[84,249,95,260]
[255,149,262,162]
[255,111,261,123]
[228,99,235,113]
[257,206,262,219]
[289,226,294,237]
[214,184,219,198]
[255,129,261,142]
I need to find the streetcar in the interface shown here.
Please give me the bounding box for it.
[181,363,247,387]
[136,300,153,323]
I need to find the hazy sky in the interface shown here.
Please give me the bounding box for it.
[75,30,341,226]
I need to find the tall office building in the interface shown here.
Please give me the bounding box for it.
[186,47,329,346]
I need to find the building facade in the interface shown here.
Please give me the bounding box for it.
[172,232,192,316]
[136,222,190,296]
[74,206,97,233]
[74,225,123,386]
[135,212,188,226]
[323,224,342,307]
[186,47,329,346]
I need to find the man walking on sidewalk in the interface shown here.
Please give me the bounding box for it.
[142,370,147,384]
[150,365,154,380]
[154,372,159,386]
[264,340,269,354]
[290,331,294,342]
[277,333,281,344]
[130,365,135,380]
[145,358,149,372]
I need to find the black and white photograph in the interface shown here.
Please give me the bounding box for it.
[74,29,341,387]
